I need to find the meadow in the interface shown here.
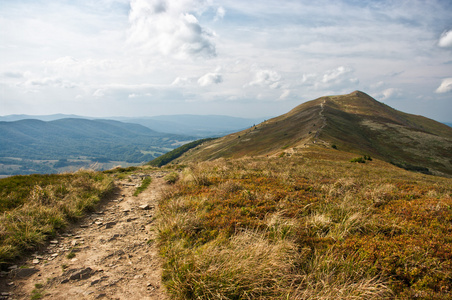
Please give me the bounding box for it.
[0,171,114,264]
[157,147,452,299]
[1,146,451,299]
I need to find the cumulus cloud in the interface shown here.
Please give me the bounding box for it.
[198,72,223,86]
[435,78,452,93]
[300,66,358,89]
[438,29,452,48]
[380,88,402,100]
[249,70,281,88]
[127,0,216,59]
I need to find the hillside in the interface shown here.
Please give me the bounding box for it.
[173,91,452,177]
[0,118,192,175]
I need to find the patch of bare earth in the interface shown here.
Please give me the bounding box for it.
[2,173,169,300]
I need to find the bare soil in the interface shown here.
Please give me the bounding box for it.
[1,173,169,300]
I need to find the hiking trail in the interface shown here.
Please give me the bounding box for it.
[2,172,169,300]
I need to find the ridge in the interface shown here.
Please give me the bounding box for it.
[171,91,452,176]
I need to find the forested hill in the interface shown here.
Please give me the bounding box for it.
[0,118,192,173]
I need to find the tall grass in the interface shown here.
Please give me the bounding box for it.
[157,153,452,299]
[0,170,114,264]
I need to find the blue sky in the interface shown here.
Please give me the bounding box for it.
[1,0,451,121]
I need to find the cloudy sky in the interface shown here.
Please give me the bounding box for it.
[1,0,452,121]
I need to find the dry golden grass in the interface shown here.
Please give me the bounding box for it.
[0,170,114,264]
[156,150,452,298]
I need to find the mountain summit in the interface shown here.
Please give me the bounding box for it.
[173,91,452,176]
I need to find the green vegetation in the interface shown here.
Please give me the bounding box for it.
[148,138,216,167]
[157,150,452,299]
[133,177,152,196]
[164,172,179,184]
[350,155,372,163]
[31,288,44,300]
[0,170,114,264]
[0,118,192,175]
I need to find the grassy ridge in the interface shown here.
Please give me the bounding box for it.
[0,171,114,264]
[175,91,452,177]
[157,149,452,299]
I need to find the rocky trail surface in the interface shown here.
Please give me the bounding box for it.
[1,173,169,299]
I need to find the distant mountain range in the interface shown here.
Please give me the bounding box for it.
[0,114,266,137]
[0,118,192,175]
[171,91,452,177]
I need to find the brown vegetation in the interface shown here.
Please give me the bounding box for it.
[157,149,452,299]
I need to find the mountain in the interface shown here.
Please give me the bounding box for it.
[0,114,84,122]
[171,91,452,177]
[0,114,267,137]
[0,118,193,175]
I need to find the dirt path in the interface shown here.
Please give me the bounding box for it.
[2,172,168,300]
[314,99,327,140]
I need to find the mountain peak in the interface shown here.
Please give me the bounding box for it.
[173,91,452,176]
[349,90,368,97]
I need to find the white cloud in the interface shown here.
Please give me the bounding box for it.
[370,81,385,89]
[435,78,452,93]
[380,88,402,100]
[214,6,226,21]
[278,89,291,100]
[198,72,223,86]
[127,0,217,59]
[322,66,352,84]
[300,66,358,90]
[24,77,76,89]
[171,76,192,86]
[128,92,152,98]
[438,29,452,48]
[93,89,105,98]
[249,70,281,88]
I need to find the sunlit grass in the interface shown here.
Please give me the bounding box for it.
[157,152,452,299]
[0,170,114,264]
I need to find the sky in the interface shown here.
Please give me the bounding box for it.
[1,0,452,121]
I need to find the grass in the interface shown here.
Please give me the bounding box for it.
[0,170,114,265]
[148,138,216,167]
[156,150,452,299]
[133,177,152,196]
[1,145,450,298]
[164,172,179,184]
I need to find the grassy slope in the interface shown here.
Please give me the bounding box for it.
[157,149,452,299]
[0,171,114,264]
[175,91,452,176]
[319,92,452,176]
[173,100,322,162]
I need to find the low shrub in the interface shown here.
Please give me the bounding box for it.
[164,172,179,184]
